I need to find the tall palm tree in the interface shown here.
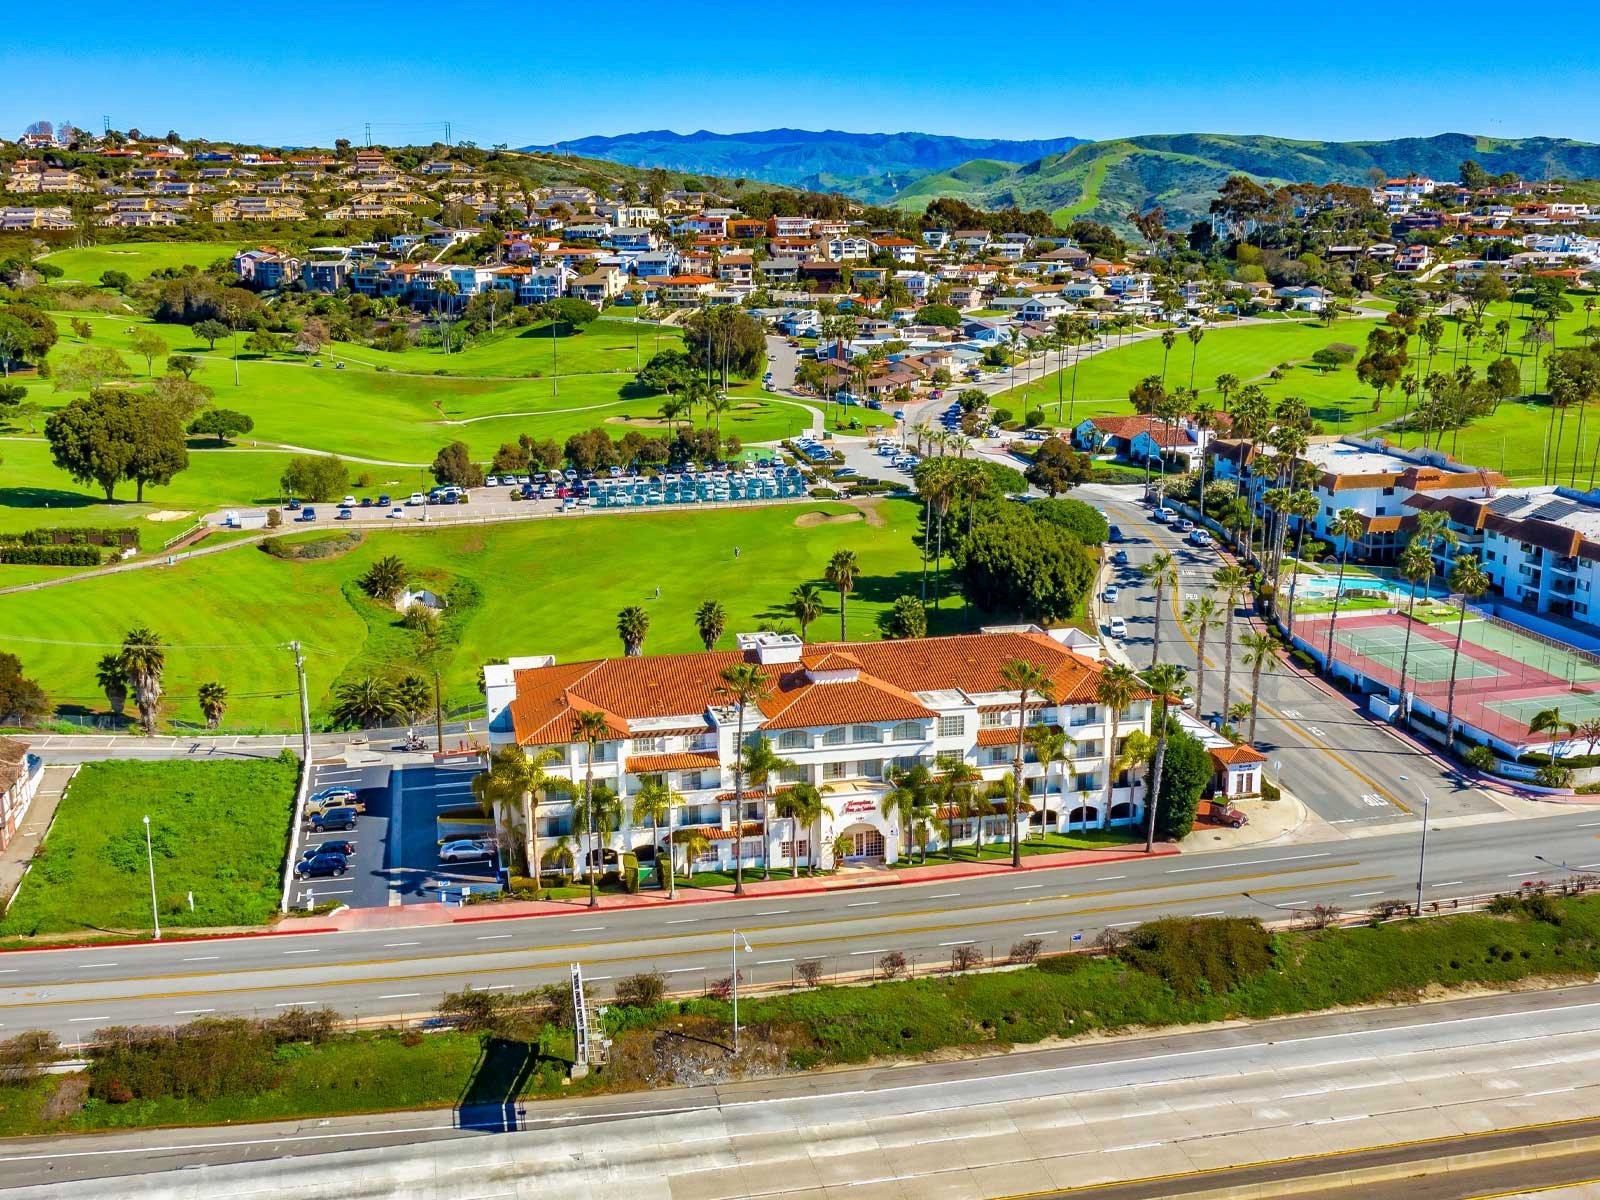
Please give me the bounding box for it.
[1528,707,1578,757]
[774,781,833,875]
[96,653,127,723]
[1442,553,1491,751]
[879,770,918,865]
[197,681,228,730]
[1322,508,1368,677]
[676,828,711,880]
[1214,372,1239,413]
[1159,328,1177,383]
[1000,658,1054,867]
[1025,724,1073,832]
[570,709,614,909]
[1094,662,1141,829]
[118,627,165,735]
[740,735,796,875]
[631,774,677,896]
[1141,662,1190,853]
[1180,595,1222,718]
[1185,325,1205,390]
[789,583,824,642]
[472,744,568,884]
[1281,489,1321,638]
[694,599,727,651]
[1213,564,1249,713]
[715,663,771,895]
[1141,552,1178,668]
[1240,630,1277,744]
[935,760,982,858]
[616,605,650,656]
[825,549,860,639]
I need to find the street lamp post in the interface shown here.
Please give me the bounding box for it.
[731,929,752,1053]
[1399,774,1430,916]
[143,815,161,941]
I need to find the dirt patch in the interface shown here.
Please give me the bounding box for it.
[795,510,864,529]
[143,510,192,522]
[40,1072,89,1122]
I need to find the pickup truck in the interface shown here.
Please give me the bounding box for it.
[1201,799,1248,828]
[305,795,367,817]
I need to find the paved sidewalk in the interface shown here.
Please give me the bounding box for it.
[320,843,1182,932]
[0,764,76,908]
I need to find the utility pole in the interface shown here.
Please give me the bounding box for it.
[290,641,311,765]
[433,668,444,753]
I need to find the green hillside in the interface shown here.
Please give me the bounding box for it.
[888,132,1600,230]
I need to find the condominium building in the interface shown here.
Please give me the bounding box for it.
[483,630,1155,873]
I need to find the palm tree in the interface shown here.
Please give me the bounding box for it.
[1159,328,1177,383]
[1322,508,1369,677]
[1281,490,1321,637]
[1095,662,1140,829]
[1141,662,1190,853]
[1177,595,1221,719]
[632,774,677,896]
[676,828,711,879]
[1528,707,1578,758]
[570,709,614,908]
[1025,724,1073,832]
[96,653,127,723]
[879,766,921,862]
[472,744,568,883]
[1000,658,1054,867]
[1213,565,1248,714]
[616,605,650,656]
[694,599,727,651]
[330,675,403,729]
[790,583,824,642]
[360,555,408,604]
[825,549,860,640]
[1226,700,1252,738]
[1240,630,1278,744]
[1141,552,1178,667]
[197,681,228,730]
[715,662,771,894]
[1185,325,1205,390]
[775,781,833,875]
[935,760,982,859]
[1215,372,1239,413]
[740,735,796,875]
[118,626,165,735]
[1442,554,1491,751]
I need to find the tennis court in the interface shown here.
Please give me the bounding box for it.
[1298,608,1600,747]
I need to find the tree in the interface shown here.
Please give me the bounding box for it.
[1095,662,1141,830]
[471,744,569,883]
[616,606,650,656]
[1181,595,1223,718]
[329,676,403,728]
[1241,630,1278,744]
[279,454,349,502]
[692,599,728,651]
[777,781,834,875]
[570,710,614,907]
[916,303,962,329]
[1028,498,1109,544]
[51,347,131,392]
[1152,729,1210,841]
[956,504,1095,624]
[99,270,132,292]
[0,652,47,726]
[197,681,228,729]
[1322,508,1368,678]
[1442,554,1492,751]
[118,627,165,735]
[882,594,927,639]
[740,736,797,874]
[96,653,127,721]
[632,775,677,896]
[790,583,824,642]
[431,441,485,488]
[1528,707,1578,757]
[45,390,188,502]
[825,549,860,640]
[715,663,772,895]
[1024,437,1092,496]
[187,407,253,445]
[1140,552,1178,667]
[193,319,229,350]
[1000,658,1054,867]
[245,330,286,356]
[1140,662,1190,852]
[360,555,408,604]
[129,328,168,378]
[165,354,201,381]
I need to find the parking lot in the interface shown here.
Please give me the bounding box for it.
[293,758,501,910]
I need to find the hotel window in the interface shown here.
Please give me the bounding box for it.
[937,715,965,738]
[851,724,882,744]
[892,721,926,742]
[979,710,1007,728]
[778,730,811,751]
[823,760,850,782]
[632,736,665,754]
[822,726,848,747]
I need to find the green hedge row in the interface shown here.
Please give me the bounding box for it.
[0,527,138,548]
[0,545,101,566]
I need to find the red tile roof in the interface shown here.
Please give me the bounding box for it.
[624,751,720,774]
[1211,743,1268,766]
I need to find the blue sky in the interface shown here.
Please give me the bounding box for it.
[6,0,1599,147]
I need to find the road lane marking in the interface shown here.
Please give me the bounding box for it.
[666,968,699,974]
[1095,876,1126,882]
[1167,853,1332,874]
[282,949,321,955]
[939,940,976,947]
[1194,911,1224,917]
[383,942,420,948]
[67,1016,107,1023]
[274,1002,313,1008]
[930,893,962,899]
[756,910,790,916]
[1433,880,1463,887]
[173,1008,214,1015]
[1351,891,1386,897]
[182,956,219,962]
[75,962,118,969]
[757,959,793,965]
[1024,930,1059,937]
[849,949,890,956]
[845,901,878,907]
[666,918,698,924]
[476,935,511,941]
[570,926,606,933]
[378,993,421,1000]
[1014,884,1044,891]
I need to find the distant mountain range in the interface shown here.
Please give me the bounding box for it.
[527,128,1085,199]
[530,128,1600,234]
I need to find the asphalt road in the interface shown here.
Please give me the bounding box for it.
[9,981,1600,1194]
[5,806,1600,1041]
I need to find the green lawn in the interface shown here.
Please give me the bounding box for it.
[0,498,964,730]
[0,758,297,937]
[38,241,242,284]
[890,829,1137,868]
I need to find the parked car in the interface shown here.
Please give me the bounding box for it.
[1151,508,1173,523]
[1108,525,1124,543]
[306,795,366,818]
[1201,799,1249,828]
[388,506,404,518]
[309,786,357,805]
[309,806,359,832]
[342,496,357,507]
[336,508,352,520]
[294,852,348,879]
[1109,616,1127,639]
[1172,518,1194,533]
[298,507,317,522]
[407,493,426,506]
[301,839,356,861]
[438,839,496,863]
[1112,549,1130,565]
[1188,529,1213,548]
[1103,586,1119,603]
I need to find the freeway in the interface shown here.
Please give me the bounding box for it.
[1086,481,1503,829]
[8,980,1600,1195]
[4,806,1600,1040]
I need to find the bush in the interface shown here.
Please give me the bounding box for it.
[810,486,839,499]
[88,1019,281,1102]
[877,951,907,980]
[950,945,983,972]
[1120,916,1273,1001]
[1009,938,1043,964]
[0,1030,60,1086]
[615,971,667,1008]
[266,507,282,528]
[797,960,824,988]
[0,545,100,565]
[1464,745,1496,772]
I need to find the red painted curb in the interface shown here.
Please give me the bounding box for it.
[0,925,338,954]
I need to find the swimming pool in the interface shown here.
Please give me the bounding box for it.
[1291,574,1447,603]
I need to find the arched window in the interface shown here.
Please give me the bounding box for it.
[1066,805,1099,826]
[892,721,926,742]
[777,730,810,751]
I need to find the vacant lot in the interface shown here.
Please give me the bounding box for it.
[0,757,297,936]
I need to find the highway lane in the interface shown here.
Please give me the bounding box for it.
[6,807,1600,1038]
[9,981,1600,1193]
[1088,484,1497,828]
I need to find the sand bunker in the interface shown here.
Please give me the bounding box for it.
[144,510,193,522]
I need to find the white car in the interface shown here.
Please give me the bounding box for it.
[1103,586,1119,603]
[341,495,357,507]
[439,839,495,863]
[1109,616,1128,639]
[1151,508,1173,523]
[484,475,500,487]
[407,492,426,506]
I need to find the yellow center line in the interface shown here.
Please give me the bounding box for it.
[0,874,1391,1011]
